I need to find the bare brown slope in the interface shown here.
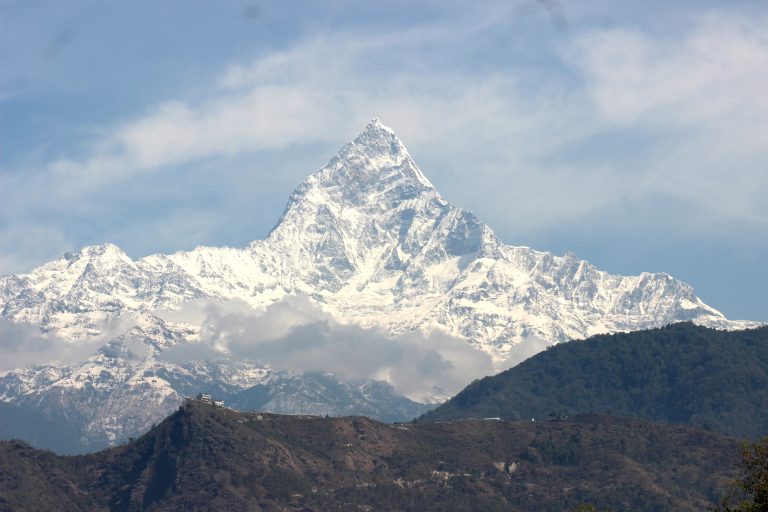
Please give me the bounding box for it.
[0,402,743,511]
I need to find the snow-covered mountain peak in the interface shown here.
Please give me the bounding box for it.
[63,243,130,263]
[258,120,496,294]
[348,117,433,188]
[280,118,435,215]
[365,117,391,132]
[0,118,762,450]
[2,119,758,346]
[354,117,408,156]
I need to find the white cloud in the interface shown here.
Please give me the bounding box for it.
[39,10,566,198]
[570,12,768,224]
[572,14,768,128]
[0,318,103,373]
[49,86,351,185]
[158,296,496,402]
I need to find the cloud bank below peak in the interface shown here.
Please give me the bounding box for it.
[0,319,105,374]
[158,296,497,403]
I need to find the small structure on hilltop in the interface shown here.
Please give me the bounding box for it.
[194,393,225,408]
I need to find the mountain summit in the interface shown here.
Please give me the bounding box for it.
[0,119,760,448]
[276,118,433,222]
[263,118,491,296]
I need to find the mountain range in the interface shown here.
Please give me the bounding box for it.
[0,119,758,451]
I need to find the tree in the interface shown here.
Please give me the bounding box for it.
[716,436,768,511]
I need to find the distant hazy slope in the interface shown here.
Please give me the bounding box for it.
[0,401,88,454]
[419,323,768,439]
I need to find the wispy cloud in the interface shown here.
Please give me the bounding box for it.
[41,9,768,230]
[45,17,511,187]
[569,12,768,224]
[48,88,343,184]
[0,318,103,373]
[158,296,496,402]
[572,14,768,128]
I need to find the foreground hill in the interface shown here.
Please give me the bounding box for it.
[420,323,768,439]
[0,401,742,511]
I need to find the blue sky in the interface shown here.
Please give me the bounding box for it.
[1,0,766,321]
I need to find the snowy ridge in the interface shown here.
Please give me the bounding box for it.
[0,119,754,353]
[0,119,760,448]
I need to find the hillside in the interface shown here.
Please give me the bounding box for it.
[0,401,743,511]
[419,323,768,439]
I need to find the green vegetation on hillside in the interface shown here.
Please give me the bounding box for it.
[716,436,768,511]
[420,323,768,439]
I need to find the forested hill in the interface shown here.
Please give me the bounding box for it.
[0,402,741,511]
[419,323,768,439]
